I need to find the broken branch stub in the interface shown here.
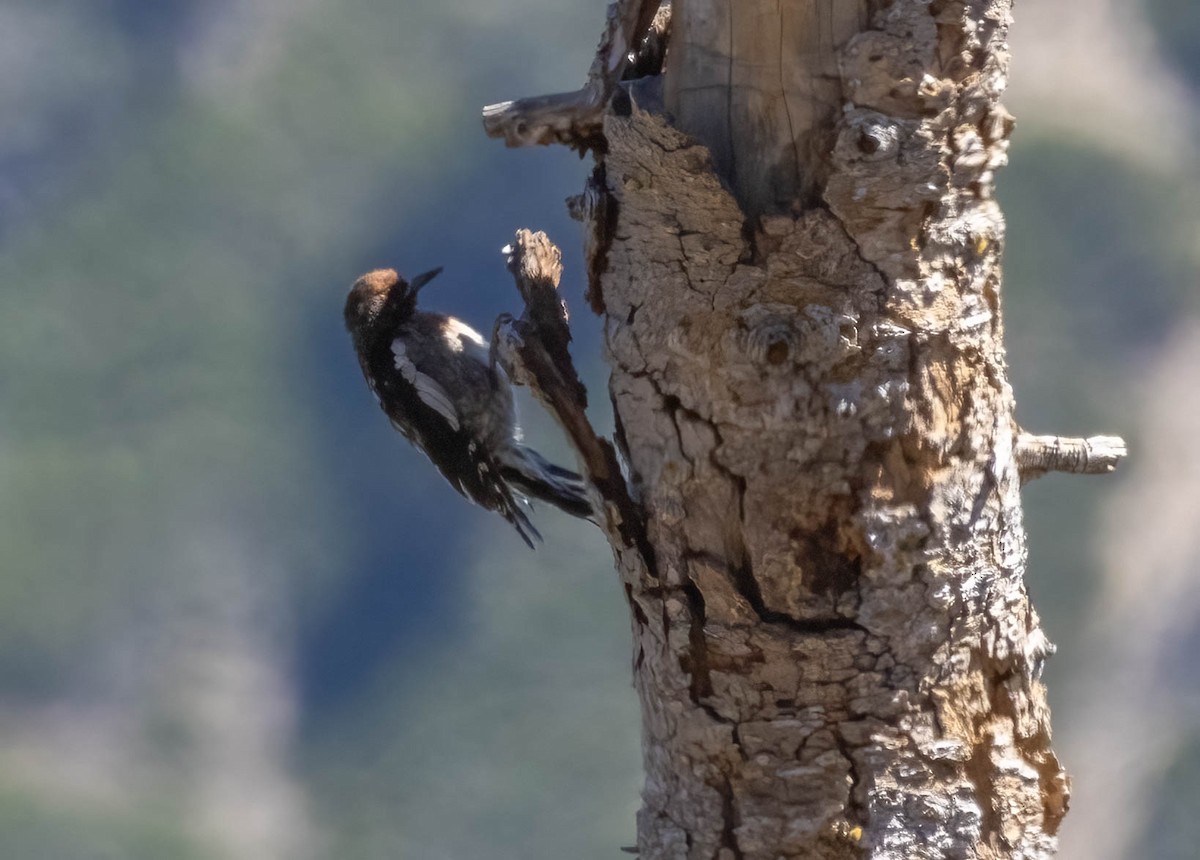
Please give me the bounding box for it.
[1016,432,1128,481]
[496,230,647,553]
[481,0,664,151]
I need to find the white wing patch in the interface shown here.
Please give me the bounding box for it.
[392,338,460,432]
[442,318,486,352]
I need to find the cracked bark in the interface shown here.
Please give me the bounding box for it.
[485,1,1125,857]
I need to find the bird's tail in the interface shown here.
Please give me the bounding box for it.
[503,498,542,549]
[500,446,595,521]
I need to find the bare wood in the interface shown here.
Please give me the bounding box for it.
[664,0,870,216]
[1016,433,1128,480]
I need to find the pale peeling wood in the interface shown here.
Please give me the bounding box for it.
[664,0,870,216]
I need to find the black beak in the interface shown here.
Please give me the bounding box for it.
[409,267,443,293]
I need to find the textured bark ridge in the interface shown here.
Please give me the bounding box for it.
[594,2,1064,858]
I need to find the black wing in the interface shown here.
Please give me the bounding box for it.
[361,343,540,548]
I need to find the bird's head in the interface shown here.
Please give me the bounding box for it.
[343,266,442,336]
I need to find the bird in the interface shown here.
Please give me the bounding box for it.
[343,267,594,546]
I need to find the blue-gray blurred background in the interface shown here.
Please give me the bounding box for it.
[1,1,1197,858]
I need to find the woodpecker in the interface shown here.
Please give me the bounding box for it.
[344,267,594,546]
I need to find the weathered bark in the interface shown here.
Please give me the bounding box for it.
[484,1,1125,857]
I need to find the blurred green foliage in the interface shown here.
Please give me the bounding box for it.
[0,784,205,860]
[1002,139,1200,654]
[309,521,640,859]
[1145,735,1200,859]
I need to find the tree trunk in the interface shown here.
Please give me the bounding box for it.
[485,1,1123,856]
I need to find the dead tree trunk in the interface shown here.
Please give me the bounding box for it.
[484,1,1124,857]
